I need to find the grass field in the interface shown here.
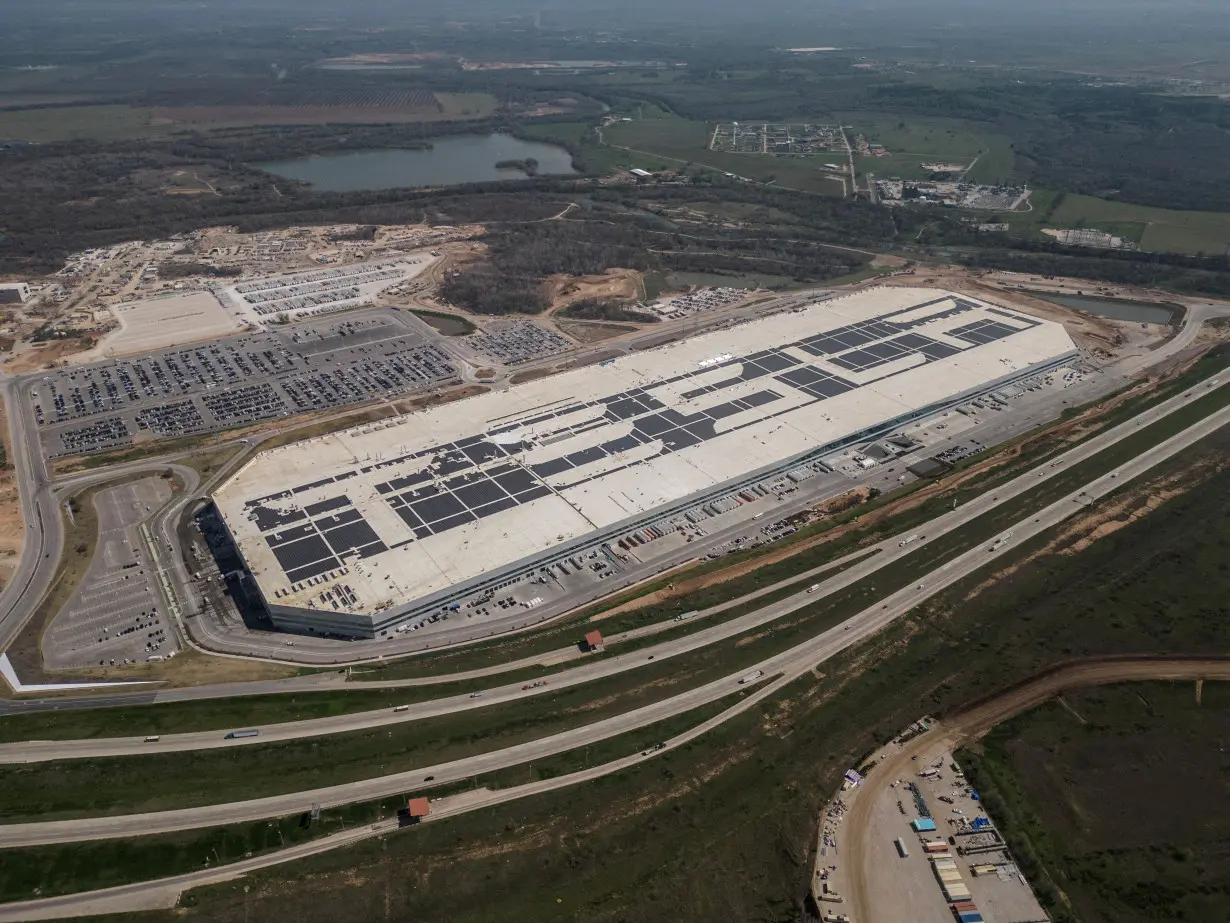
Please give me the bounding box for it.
[433,92,498,118]
[962,681,1230,923]
[1002,191,1230,255]
[519,122,680,175]
[603,115,847,194]
[0,105,176,142]
[844,113,1017,183]
[0,698,735,904]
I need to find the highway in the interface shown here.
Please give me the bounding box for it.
[2,378,1226,847]
[3,369,1227,762]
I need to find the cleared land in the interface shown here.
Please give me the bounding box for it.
[846,113,1017,183]
[79,292,245,361]
[962,681,1230,923]
[1002,192,1230,255]
[155,92,499,128]
[0,105,175,142]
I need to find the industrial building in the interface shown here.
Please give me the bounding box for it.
[0,282,30,304]
[212,287,1078,638]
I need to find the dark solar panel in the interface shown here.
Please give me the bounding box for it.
[271,535,334,573]
[324,521,382,555]
[494,468,537,494]
[411,493,467,524]
[250,505,307,533]
[267,523,316,547]
[455,480,507,508]
[474,496,519,518]
[304,495,350,517]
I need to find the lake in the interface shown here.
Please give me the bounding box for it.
[1030,292,1179,325]
[260,134,576,192]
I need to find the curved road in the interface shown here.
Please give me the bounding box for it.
[3,372,1228,764]
[2,387,1227,847]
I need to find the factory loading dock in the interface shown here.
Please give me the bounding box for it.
[212,288,1078,638]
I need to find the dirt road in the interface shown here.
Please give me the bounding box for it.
[844,656,1230,921]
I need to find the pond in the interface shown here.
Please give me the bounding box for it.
[1030,292,1179,325]
[260,134,577,191]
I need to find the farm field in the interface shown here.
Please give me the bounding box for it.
[0,105,176,141]
[1003,192,1230,254]
[846,113,1017,183]
[156,91,499,128]
[962,681,1230,923]
[520,121,682,174]
[604,115,846,194]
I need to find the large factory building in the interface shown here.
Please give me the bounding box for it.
[212,288,1078,638]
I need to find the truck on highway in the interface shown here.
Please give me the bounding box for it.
[225,729,260,740]
[738,670,764,685]
[393,705,410,713]
[898,534,921,547]
[674,610,698,622]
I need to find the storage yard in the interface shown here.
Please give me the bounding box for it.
[221,256,435,324]
[813,729,1047,923]
[32,309,458,456]
[212,287,1078,638]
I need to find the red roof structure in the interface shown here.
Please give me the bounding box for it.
[584,630,604,650]
[407,797,430,818]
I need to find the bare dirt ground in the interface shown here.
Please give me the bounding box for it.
[0,399,23,589]
[543,269,643,314]
[555,320,641,343]
[3,339,93,373]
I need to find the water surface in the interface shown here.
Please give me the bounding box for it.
[262,134,576,191]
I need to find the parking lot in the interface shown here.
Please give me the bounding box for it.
[42,477,179,670]
[465,321,572,366]
[34,309,459,456]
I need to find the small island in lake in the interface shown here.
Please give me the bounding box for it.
[494,157,539,175]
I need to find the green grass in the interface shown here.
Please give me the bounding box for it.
[845,113,1016,183]
[1004,191,1230,255]
[408,309,475,336]
[0,105,176,142]
[433,93,498,118]
[0,696,735,904]
[960,682,1230,923]
[604,116,847,194]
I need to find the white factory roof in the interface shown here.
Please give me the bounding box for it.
[213,287,1076,617]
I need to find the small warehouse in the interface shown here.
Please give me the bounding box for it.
[584,630,605,652]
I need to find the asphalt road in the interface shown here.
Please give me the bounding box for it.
[2,381,1226,847]
[2,371,1226,765]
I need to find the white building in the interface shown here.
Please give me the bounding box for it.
[214,287,1078,637]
